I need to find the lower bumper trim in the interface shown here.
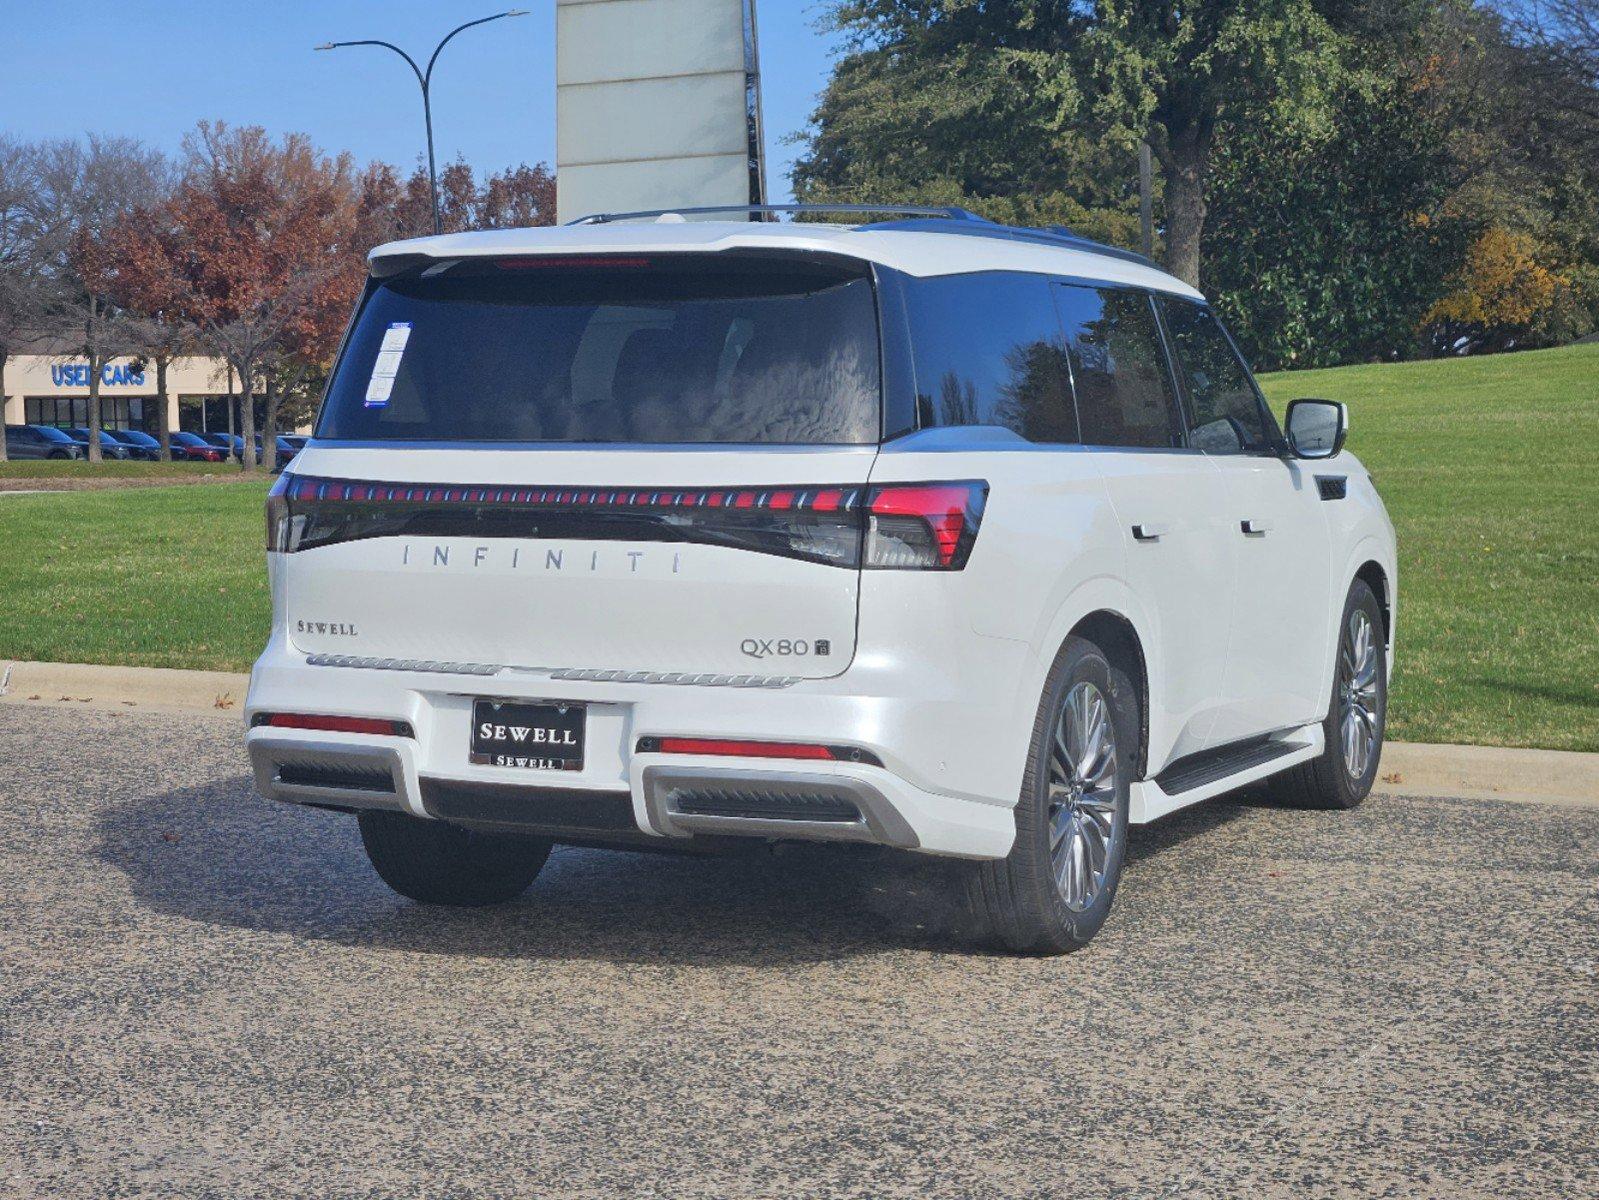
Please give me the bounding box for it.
[641,765,920,850]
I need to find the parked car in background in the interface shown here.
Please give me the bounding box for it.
[202,432,245,461]
[256,435,300,471]
[65,427,135,461]
[113,429,164,459]
[5,424,84,460]
[281,435,309,454]
[169,432,227,463]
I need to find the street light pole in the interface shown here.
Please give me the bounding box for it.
[317,10,529,237]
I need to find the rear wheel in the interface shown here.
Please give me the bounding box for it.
[967,636,1135,954]
[358,810,552,905]
[1270,578,1387,809]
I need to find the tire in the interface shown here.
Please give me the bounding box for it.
[966,636,1137,954]
[48,450,71,460]
[357,810,552,906]
[1269,578,1387,809]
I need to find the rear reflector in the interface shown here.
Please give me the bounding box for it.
[639,736,882,766]
[253,713,414,737]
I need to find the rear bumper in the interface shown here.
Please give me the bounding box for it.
[244,637,1020,859]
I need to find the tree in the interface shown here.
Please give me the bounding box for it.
[29,136,169,462]
[1422,227,1570,353]
[1079,0,1341,287]
[110,122,360,472]
[355,157,558,245]
[792,3,1143,243]
[1205,64,1470,367]
[795,2,1341,286]
[0,136,50,464]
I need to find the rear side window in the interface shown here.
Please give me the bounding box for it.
[318,258,882,445]
[1158,299,1275,452]
[1053,285,1183,450]
[902,272,1076,443]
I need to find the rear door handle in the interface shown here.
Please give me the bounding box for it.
[1132,523,1169,542]
[1240,518,1273,535]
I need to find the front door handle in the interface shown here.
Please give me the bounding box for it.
[1240,518,1273,535]
[1132,523,1169,542]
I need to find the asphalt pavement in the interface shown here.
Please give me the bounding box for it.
[1,703,1594,1199]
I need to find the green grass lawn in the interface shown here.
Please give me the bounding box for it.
[1,343,1595,749]
[0,483,271,672]
[1258,342,1598,752]
[0,459,247,481]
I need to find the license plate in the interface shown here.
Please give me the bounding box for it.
[470,699,586,771]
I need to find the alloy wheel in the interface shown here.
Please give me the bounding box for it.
[1048,681,1120,912]
[1338,608,1381,780]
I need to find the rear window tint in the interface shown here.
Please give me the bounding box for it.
[318,259,882,445]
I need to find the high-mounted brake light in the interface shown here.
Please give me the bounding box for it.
[252,712,415,737]
[865,481,987,570]
[638,737,882,766]
[494,256,653,270]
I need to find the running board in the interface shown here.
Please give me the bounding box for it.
[1130,725,1324,824]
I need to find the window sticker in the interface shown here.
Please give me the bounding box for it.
[364,322,412,407]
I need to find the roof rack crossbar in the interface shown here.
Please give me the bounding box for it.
[566,203,987,226]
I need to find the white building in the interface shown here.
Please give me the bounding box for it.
[3,350,264,435]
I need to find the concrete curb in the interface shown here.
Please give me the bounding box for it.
[2,659,1595,807]
[0,659,248,718]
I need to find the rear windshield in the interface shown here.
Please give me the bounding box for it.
[317,256,883,445]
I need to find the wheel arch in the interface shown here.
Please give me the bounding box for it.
[1067,610,1150,780]
[1354,559,1392,649]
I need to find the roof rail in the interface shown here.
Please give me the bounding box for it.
[563,202,1165,273]
[566,203,987,226]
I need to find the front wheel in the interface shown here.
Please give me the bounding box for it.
[1271,578,1388,809]
[966,636,1136,954]
[358,810,552,906]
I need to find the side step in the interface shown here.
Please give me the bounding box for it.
[1157,737,1302,795]
[1131,725,1324,824]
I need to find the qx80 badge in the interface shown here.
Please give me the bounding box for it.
[741,638,830,660]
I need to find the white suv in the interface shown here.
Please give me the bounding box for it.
[246,206,1395,953]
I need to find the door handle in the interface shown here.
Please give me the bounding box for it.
[1132,523,1168,542]
[1240,518,1273,535]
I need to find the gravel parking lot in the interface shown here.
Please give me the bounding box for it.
[1,703,1594,1199]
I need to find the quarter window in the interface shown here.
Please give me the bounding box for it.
[1054,285,1184,449]
[902,272,1077,443]
[1158,299,1274,453]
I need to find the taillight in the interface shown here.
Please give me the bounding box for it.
[265,471,294,551]
[252,712,414,737]
[865,481,987,570]
[265,473,987,570]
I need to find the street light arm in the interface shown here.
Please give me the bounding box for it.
[424,11,527,85]
[321,39,426,90]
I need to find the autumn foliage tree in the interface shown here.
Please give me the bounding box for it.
[34,135,170,462]
[109,122,364,471]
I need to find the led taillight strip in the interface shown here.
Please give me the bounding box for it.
[635,736,883,766]
[282,473,866,515]
[252,712,415,737]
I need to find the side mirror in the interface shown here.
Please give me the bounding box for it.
[1285,398,1348,459]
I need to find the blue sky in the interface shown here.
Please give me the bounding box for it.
[0,1,842,203]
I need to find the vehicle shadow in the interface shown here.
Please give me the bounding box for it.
[95,773,1246,966]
